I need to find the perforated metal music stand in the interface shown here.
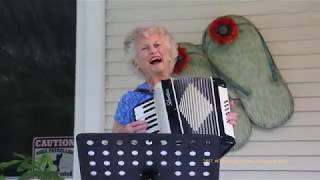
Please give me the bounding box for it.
[76,133,234,180]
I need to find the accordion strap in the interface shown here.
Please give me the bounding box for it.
[134,88,153,96]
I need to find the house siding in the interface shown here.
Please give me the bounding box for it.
[105,0,320,179]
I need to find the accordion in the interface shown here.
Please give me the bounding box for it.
[134,77,235,141]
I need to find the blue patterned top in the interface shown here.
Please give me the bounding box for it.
[114,82,153,125]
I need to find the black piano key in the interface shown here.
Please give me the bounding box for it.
[143,106,155,114]
[151,130,160,133]
[147,118,157,124]
[145,113,157,120]
[143,100,155,108]
[147,123,158,130]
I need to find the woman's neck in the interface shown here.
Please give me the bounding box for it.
[146,74,170,90]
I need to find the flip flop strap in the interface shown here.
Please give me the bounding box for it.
[259,32,278,82]
[252,24,278,82]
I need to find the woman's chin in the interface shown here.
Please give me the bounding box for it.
[150,65,164,72]
[149,69,169,77]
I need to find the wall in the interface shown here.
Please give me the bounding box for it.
[105,0,320,179]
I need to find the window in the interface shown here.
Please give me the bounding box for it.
[0,0,76,176]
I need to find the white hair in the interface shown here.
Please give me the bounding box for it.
[123,25,178,77]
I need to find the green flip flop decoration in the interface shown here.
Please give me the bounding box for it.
[173,15,294,150]
[202,15,294,128]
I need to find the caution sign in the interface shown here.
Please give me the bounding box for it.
[33,136,73,177]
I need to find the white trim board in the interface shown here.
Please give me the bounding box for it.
[74,0,106,179]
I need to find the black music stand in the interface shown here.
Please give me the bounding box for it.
[76,133,234,180]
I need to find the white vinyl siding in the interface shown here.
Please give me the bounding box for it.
[104,0,320,179]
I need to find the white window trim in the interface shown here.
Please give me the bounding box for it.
[73,0,106,179]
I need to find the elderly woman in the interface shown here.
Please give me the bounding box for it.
[112,25,237,133]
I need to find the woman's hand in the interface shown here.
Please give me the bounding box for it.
[112,120,148,133]
[124,120,148,133]
[226,100,239,126]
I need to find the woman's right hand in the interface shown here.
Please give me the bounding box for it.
[124,120,148,133]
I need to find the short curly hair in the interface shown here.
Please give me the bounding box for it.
[123,25,178,77]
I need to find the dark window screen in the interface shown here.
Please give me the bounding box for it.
[0,0,76,176]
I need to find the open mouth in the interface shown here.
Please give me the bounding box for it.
[150,57,162,65]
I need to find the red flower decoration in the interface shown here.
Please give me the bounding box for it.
[208,16,239,45]
[173,47,190,74]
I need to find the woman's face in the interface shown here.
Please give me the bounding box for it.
[134,33,172,79]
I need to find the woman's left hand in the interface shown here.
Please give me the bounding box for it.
[226,100,238,126]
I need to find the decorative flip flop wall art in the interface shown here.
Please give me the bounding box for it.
[173,15,294,150]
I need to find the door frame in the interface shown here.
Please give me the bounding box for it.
[74,0,106,179]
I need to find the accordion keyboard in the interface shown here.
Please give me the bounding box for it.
[134,99,160,133]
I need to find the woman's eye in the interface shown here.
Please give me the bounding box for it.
[154,43,161,47]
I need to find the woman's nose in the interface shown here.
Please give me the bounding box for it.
[149,46,157,54]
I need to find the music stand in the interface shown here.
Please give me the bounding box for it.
[76,133,234,180]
